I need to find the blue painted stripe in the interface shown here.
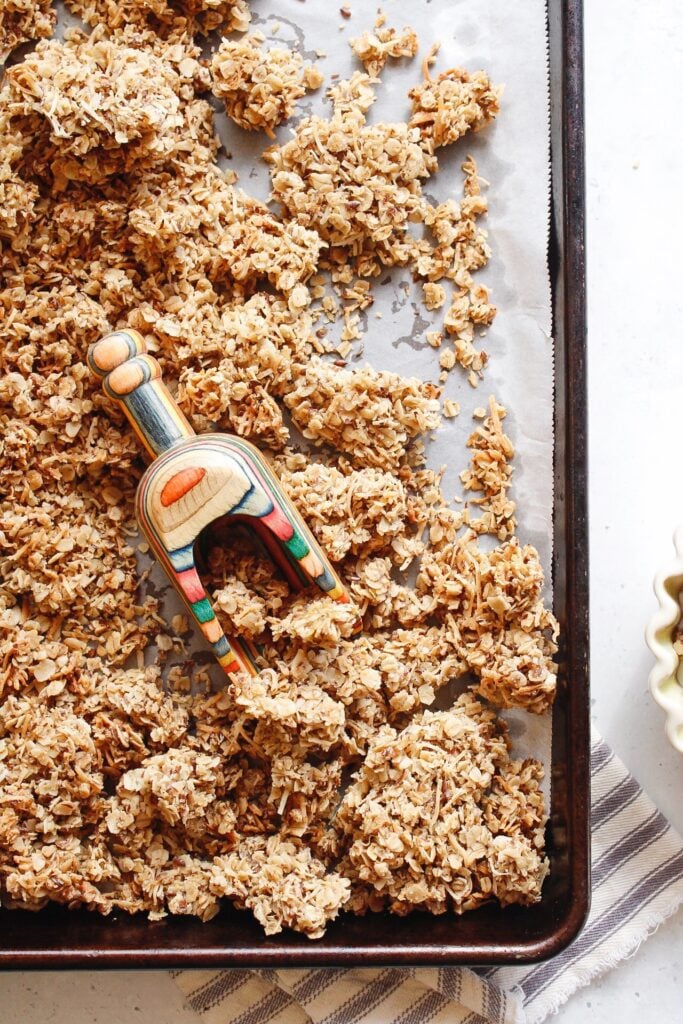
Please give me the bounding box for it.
[125,382,185,457]
[228,479,260,515]
[169,544,195,571]
[313,566,336,591]
[213,635,230,657]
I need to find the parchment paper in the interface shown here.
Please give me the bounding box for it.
[51,1,554,768]
[223,0,554,571]
[228,0,555,765]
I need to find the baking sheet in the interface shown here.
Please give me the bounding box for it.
[0,1,587,967]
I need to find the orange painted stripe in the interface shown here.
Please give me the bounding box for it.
[161,466,206,507]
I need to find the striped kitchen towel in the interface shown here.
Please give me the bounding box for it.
[174,732,683,1024]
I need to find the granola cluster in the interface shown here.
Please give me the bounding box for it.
[284,358,441,471]
[409,67,502,152]
[65,0,251,38]
[350,23,419,77]
[0,6,556,940]
[0,0,55,62]
[210,32,323,137]
[335,695,548,915]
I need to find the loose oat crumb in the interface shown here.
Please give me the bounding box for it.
[461,395,517,540]
[423,282,446,310]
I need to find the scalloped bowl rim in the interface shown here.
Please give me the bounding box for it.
[646,524,683,754]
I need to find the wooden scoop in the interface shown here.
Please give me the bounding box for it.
[88,329,351,678]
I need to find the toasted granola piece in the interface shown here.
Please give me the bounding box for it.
[127,168,322,294]
[2,29,217,189]
[65,0,250,37]
[210,33,321,138]
[124,853,222,921]
[326,69,378,117]
[484,756,547,848]
[211,834,350,938]
[0,613,79,700]
[213,578,268,640]
[423,282,446,310]
[5,34,185,181]
[350,24,418,77]
[230,668,347,756]
[0,695,115,912]
[284,357,441,471]
[335,697,548,915]
[417,533,558,713]
[0,695,104,833]
[267,73,434,262]
[345,556,436,629]
[1,836,121,914]
[178,363,290,448]
[269,754,342,844]
[277,461,410,562]
[409,67,501,152]
[132,289,316,371]
[203,541,291,618]
[0,0,54,63]
[419,163,492,282]
[269,594,361,648]
[418,534,546,629]
[105,747,229,838]
[465,627,557,715]
[460,396,517,539]
[286,623,466,749]
[0,172,39,250]
[81,666,190,773]
[443,284,495,376]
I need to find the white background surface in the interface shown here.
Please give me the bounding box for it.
[2,0,683,1020]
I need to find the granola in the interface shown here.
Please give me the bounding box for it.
[0,0,53,63]
[0,5,556,941]
[65,0,251,37]
[350,23,419,77]
[334,696,548,914]
[409,67,501,152]
[284,358,441,471]
[210,33,322,137]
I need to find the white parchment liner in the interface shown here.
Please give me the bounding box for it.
[50,0,555,781]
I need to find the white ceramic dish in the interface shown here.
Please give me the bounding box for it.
[646,525,683,754]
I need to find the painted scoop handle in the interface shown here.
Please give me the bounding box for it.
[88,329,195,460]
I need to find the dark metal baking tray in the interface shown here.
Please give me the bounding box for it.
[0,0,589,968]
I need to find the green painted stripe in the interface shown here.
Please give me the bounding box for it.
[284,530,309,560]
[191,597,214,624]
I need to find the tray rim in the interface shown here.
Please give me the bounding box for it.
[0,0,590,968]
